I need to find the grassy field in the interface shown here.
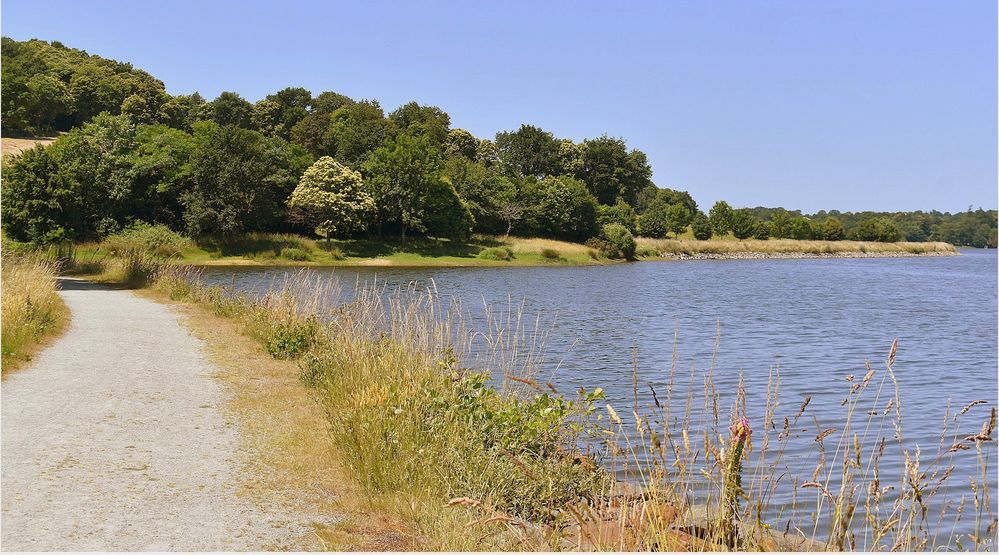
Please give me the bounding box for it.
[70,233,611,268]
[1,136,56,158]
[65,232,959,270]
[1,252,68,373]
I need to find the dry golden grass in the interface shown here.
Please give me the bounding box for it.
[138,288,415,550]
[1,137,56,158]
[636,237,957,257]
[1,253,68,374]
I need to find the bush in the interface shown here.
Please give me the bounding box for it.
[597,223,636,260]
[478,246,514,261]
[104,223,190,258]
[280,247,312,261]
[265,319,318,359]
[539,248,562,261]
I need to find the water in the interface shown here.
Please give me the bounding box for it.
[199,249,998,546]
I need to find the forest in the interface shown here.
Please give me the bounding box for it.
[3,38,996,248]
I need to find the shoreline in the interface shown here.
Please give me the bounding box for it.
[642,249,961,261]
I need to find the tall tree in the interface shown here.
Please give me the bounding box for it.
[389,101,451,145]
[287,156,375,241]
[495,124,561,179]
[575,136,652,205]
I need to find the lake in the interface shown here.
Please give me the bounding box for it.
[199,249,997,546]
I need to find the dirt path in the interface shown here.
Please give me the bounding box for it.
[1,279,325,551]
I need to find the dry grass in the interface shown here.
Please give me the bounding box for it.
[1,136,56,158]
[636,237,957,257]
[1,252,68,374]
[137,288,415,550]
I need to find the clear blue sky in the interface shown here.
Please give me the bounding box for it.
[3,0,996,213]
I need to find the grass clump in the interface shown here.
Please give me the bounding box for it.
[477,246,515,261]
[539,247,563,262]
[104,222,190,258]
[280,247,312,261]
[1,251,67,372]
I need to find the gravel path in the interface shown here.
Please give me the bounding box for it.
[1,279,311,551]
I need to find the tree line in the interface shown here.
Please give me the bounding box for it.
[2,38,996,248]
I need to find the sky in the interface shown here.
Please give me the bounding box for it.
[3,0,996,213]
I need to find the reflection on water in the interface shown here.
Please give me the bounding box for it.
[199,249,998,546]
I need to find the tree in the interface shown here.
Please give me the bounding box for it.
[442,156,515,234]
[600,223,636,260]
[849,218,902,242]
[362,134,471,241]
[1,145,73,242]
[535,175,600,241]
[818,217,846,241]
[200,91,255,128]
[287,156,375,241]
[789,216,814,240]
[691,211,712,240]
[495,124,561,179]
[575,135,652,205]
[709,201,734,236]
[597,200,638,234]
[768,209,793,239]
[327,100,395,166]
[731,209,758,240]
[444,128,479,160]
[182,123,311,236]
[253,87,312,140]
[497,201,524,238]
[389,102,450,145]
[753,220,771,240]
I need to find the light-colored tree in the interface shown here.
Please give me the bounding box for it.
[288,156,375,241]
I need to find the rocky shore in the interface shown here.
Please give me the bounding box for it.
[645,250,960,261]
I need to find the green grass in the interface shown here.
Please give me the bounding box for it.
[114,233,614,268]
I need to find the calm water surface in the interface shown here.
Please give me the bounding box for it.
[200,249,998,544]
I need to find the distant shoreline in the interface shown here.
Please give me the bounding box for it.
[641,250,960,262]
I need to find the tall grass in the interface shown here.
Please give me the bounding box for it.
[1,251,67,372]
[151,267,995,550]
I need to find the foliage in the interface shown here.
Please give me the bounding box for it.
[287,156,375,240]
[103,222,190,258]
[597,200,638,234]
[362,134,472,241]
[533,175,600,241]
[709,201,734,236]
[575,135,653,205]
[849,217,902,242]
[816,217,846,241]
[389,101,451,145]
[730,209,758,240]
[691,211,713,240]
[477,246,514,261]
[2,38,167,135]
[1,251,66,372]
[495,124,561,178]
[280,247,312,261]
[599,223,636,260]
[539,247,562,260]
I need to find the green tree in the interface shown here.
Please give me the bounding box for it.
[731,209,758,240]
[495,124,561,178]
[287,156,375,241]
[253,87,312,140]
[535,175,600,241]
[442,156,515,234]
[575,135,652,205]
[597,200,638,234]
[788,216,814,240]
[327,101,396,166]
[768,209,793,239]
[200,91,255,128]
[691,211,713,240]
[1,145,74,242]
[600,223,636,260]
[389,102,450,145]
[362,134,471,241]
[444,128,480,160]
[849,218,902,242]
[182,123,310,235]
[818,217,846,241]
[709,201,734,236]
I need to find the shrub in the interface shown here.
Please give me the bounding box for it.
[280,247,312,261]
[326,247,346,260]
[478,246,514,261]
[600,223,636,260]
[265,319,318,359]
[539,248,561,261]
[104,222,190,258]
